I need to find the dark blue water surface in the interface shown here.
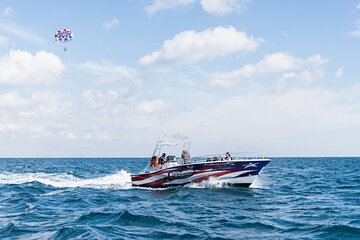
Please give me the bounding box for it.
[0,157,359,239]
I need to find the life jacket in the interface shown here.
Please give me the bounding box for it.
[150,156,159,168]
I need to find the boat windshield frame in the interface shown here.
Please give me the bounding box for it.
[144,134,191,172]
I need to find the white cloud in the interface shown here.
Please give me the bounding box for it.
[140,26,263,65]
[103,17,119,30]
[0,91,27,108]
[276,69,325,92]
[80,61,138,84]
[18,91,73,118]
[145,0,195,15]
[0,123,22,133]
[209,52,327,87]
[200,0,250,15]
[348,19,360,37]
[1,85,360,156]
[145,0,250,15]
[0,90,124,141]
[0,22,44,44]
[297,69,325,83]
[357,3,360,10]
[0,50,65,85]
[348,30,360,37]
[3,6,15,17]
[336,68,343,78]
[164,87,360,156]
[81,90,118,109]
[137,99,169,114]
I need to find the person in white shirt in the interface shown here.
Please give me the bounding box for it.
[181,150,190,164]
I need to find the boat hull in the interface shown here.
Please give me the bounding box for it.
[131,159,271,188]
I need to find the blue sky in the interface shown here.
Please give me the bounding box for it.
[0,0,360,157]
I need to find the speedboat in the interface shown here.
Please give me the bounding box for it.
[131,134,271,188]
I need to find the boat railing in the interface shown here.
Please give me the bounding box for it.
[143,152,268,172]
[190,152,267,163]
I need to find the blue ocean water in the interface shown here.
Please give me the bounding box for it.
[0,157,359,240]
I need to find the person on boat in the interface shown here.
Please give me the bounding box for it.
[150,155,159,168]
[181,150,190,164]
[158,153,167,167]
[225,152,232,160]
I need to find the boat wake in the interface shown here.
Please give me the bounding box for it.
[0,170,132,189]
[188,177,230,189]
[0,170,267,190]
[188,177,268,189]
[249,176,270,189]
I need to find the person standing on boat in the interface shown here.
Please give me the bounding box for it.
[225,152,232,160]
[158,153,167,167]
[181,150,190,164]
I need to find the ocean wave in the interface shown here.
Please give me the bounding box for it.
[49,226,96,240]
[1,157,359,240]
[315,224,360,238]
[76,210,169,226]
[0,222,15,237]
[0,170,132,189]
[0,222,38,239]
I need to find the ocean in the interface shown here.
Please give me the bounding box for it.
[0,157,359,239]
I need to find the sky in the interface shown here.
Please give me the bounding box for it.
[0,0,360,157]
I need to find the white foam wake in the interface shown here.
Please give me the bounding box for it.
[249,177,270,189]
[188,177,230,189]
[0,170,132,189]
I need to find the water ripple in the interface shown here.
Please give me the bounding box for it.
[0,157,359,239]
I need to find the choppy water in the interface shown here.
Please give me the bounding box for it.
[0,157,359,239]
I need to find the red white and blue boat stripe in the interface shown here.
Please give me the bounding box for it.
[131,159,271,188]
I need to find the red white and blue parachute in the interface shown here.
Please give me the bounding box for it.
[54,28,74,51]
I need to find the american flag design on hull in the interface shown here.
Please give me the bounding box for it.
[131,160,271,188]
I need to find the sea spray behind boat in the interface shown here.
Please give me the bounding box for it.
[0,170,132,189]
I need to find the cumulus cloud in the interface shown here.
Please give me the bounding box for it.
[3,6,15,17]
[1,85,360,156]
[145,0,195,15]
[209,52,327,87]
[140,26,263,65]
[164,87,360,156]
[276,69,325,92]
[0,91,72,139]
[200,0,250,15]
[0,89,170,146]
[0,91,27,108]
[0,90,122,140]
[0,50,65,85]
[137,99,169,114]
[103,17,119,30]
[15,91,76,120]
[81,90,118,109]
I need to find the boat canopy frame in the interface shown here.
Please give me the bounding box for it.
[151,134,191,158]
[143,134,191,172]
